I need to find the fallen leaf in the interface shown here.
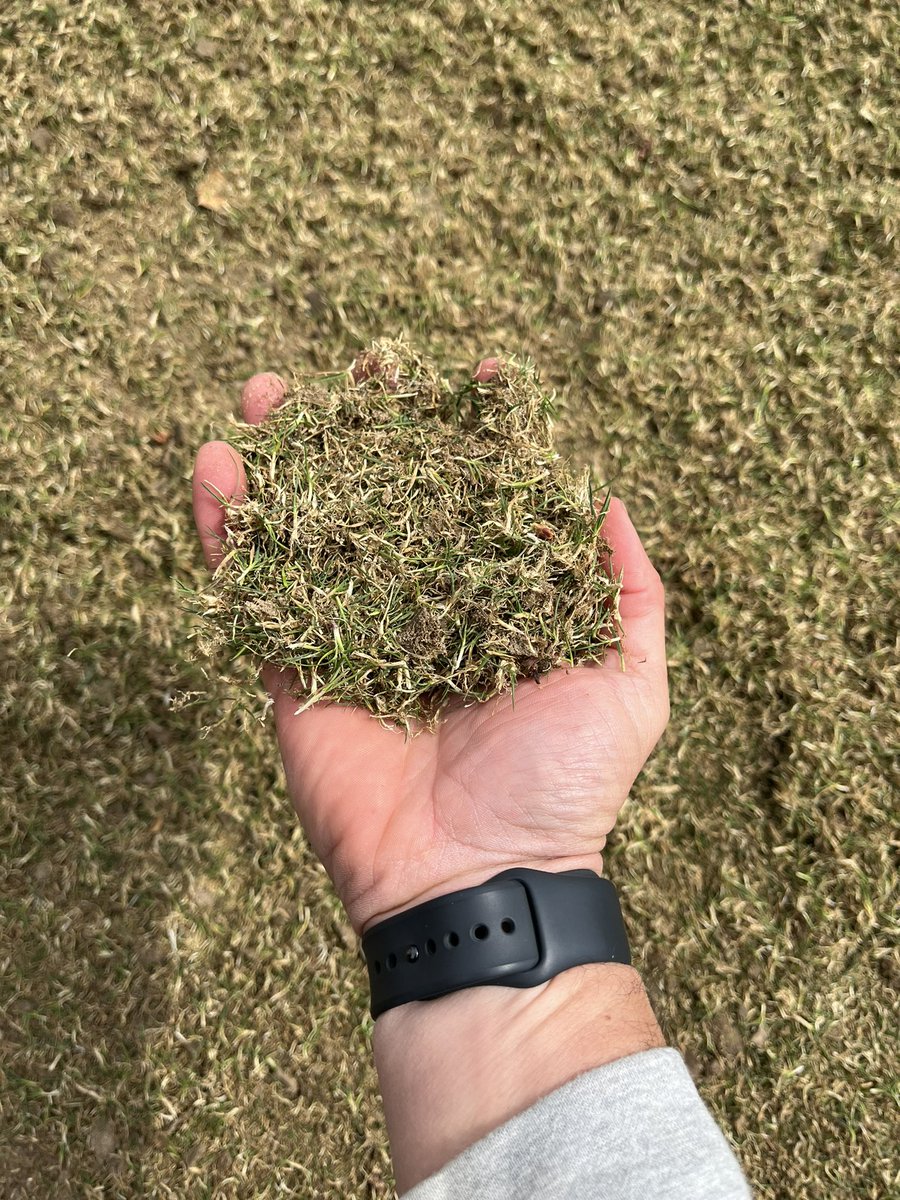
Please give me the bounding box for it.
[334,919,358,952]
[174,147,207,178]
[196,169,232,214]
[89,1117,118,1160]
[30,126,52,153]
[50,201,78,228]
[183,1142,204,1169]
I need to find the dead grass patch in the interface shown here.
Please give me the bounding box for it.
[198,339,619,727]
[1,2,896,1197]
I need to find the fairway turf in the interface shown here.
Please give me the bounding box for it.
[1,2,897,1197]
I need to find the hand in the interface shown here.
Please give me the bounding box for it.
[192,358,669,934]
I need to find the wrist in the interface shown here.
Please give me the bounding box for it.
[373,962,664,1193]
[359,851,607,935]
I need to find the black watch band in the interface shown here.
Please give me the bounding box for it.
[361,867,630,1018]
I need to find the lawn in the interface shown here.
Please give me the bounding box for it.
[1,2,896,1196]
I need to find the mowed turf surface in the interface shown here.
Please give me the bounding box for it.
[1,2,897,1197]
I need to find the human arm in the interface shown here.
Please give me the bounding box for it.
[191,359,748,1197]
[375,963,662,1190]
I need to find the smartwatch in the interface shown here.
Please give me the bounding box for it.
[362,867,630,1018]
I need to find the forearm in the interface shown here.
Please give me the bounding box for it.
[373,962,664,1193]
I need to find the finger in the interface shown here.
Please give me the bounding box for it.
[192,440,247,570]
[601,497,666,669]
[193,374,285,571]
[474,356,501,383]
[241,372,286,426]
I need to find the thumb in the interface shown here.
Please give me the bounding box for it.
[602,497,666,672]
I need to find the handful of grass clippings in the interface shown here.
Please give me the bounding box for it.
[198,340,622,729]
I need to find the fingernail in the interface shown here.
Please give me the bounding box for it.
[474,357,501,383]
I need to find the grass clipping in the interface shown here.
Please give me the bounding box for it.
[198,340,622,729]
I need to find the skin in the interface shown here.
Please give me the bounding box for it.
[192,356,670,1190]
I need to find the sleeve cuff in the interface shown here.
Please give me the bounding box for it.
[404,1048,751,1200]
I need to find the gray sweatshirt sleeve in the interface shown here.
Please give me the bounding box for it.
[404,1048,751,1200]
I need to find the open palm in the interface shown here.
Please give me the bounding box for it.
[193,364,669,933]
